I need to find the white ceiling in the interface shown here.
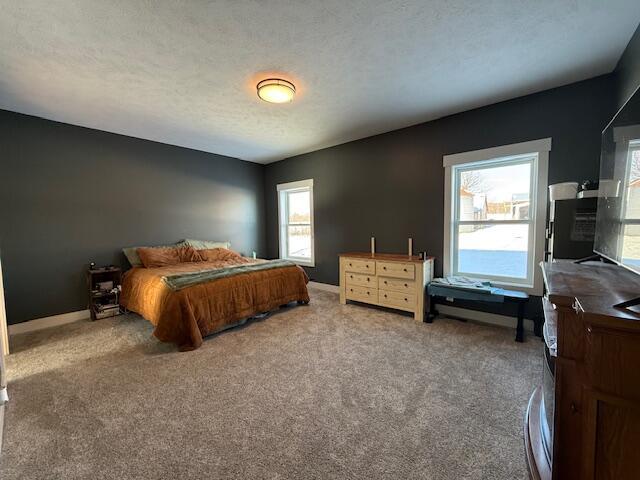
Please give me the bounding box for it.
[1,1,639,164]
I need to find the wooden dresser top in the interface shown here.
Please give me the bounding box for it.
[340,252,434,264]
[541,260,640,326]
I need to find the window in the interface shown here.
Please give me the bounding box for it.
[278,179,314,267]
[443,139,550,295]
[621,138,640,268]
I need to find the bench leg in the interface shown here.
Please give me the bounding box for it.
[425,295,437,323]
[515,302,525,343]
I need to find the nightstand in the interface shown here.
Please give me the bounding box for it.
[87,267,123,320]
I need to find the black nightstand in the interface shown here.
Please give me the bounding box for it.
[87,267,123,320]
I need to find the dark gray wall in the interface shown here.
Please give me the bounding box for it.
[264,75,615,319]
[614,23,640,111]
[0,110,265,324]
[4,25,637,326]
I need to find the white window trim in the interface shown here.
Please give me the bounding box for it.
[443,138,550,296]
[607,127,640,267]
[277,179,315,267]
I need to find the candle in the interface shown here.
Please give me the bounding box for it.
[408,238,413,256]
[371,237,376,254]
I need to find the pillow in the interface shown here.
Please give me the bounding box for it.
[198,247,244,262]
[137,245,202,268]
[123,246,145,267]
[182,238,231,250]
[123,242,184,267]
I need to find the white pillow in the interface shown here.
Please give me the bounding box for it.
[182,239,231,250]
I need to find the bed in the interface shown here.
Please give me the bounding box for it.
[120,252,309,351]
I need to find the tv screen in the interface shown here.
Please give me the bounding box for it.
[594,84,640,273]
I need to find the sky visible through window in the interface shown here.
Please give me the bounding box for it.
[460,162,530,202]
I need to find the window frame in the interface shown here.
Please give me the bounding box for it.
[622,141,640,221]
[277,179,315,267]
[443,139,550,295]
[616,131,640,270]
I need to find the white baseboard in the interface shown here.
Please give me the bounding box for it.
[308,281,339,293]
[10,285,336,336]
[308,281,533,332]
[0,402,4,454]
[8,309,90,336]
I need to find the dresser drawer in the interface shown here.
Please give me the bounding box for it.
[345,272,375,288]
[345,284,377,303]
[344,258,376,275]
[376,261,415,279]
[378,277,416,293]
[379,289,416,311]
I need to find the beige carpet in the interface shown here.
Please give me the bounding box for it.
[0,286,541,479]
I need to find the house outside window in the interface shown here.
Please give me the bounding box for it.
[443,139,550,295]
[277,179,314,267]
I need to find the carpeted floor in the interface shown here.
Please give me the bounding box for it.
[0,286,541,479]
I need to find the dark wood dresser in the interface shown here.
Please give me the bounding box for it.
[525,261,640,480]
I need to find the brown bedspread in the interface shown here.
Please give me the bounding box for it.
[120,260,309,350]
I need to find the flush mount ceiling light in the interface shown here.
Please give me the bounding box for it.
[257,78,296,104]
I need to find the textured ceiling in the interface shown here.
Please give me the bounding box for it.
[1,1,639,163]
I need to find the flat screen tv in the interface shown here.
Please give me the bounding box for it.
[594,84,640,275]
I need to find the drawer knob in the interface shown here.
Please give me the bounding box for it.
[367,291,370,295]
[403,268,407,272]
[404,283,408,287]
[367,278,370,282]
[384,294,387,298]
[366,265,369,268]
[349,263,352,267]
[384,281,387,285]
[404,298,408,302]
[350,289,353,292]
[383,266,387,270]
[350,275,353,278]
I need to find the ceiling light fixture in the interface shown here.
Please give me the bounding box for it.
[257,78,296,104]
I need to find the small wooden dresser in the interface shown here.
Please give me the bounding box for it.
[339,252,434,321]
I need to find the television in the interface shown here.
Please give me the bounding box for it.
[594,84,640,276]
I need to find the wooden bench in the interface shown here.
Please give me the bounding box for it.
[426,282,541,342]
